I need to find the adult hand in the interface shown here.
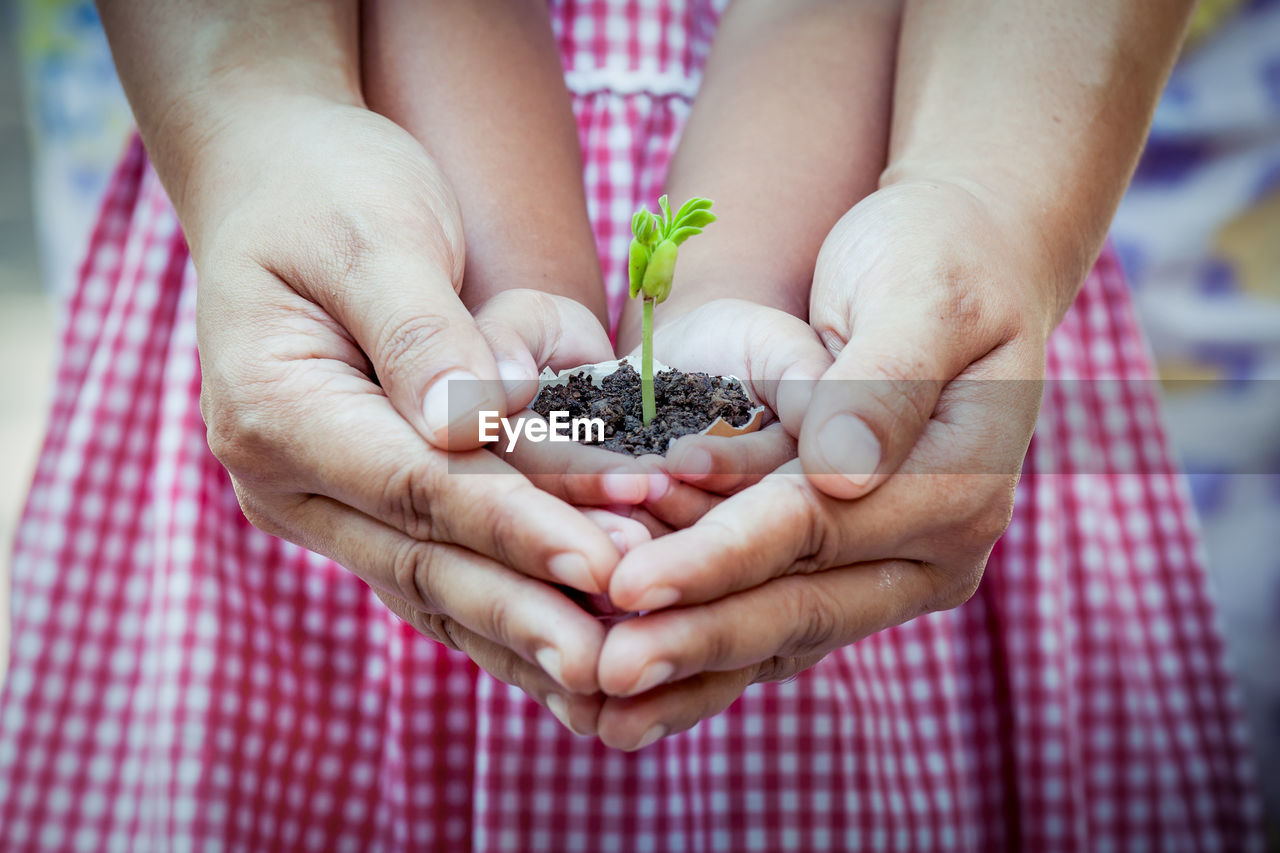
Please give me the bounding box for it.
[590,180,1051,749]
[191,97,627,731]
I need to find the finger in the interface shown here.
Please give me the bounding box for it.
[662,423,797,495]
[798,309,981,498]
[751,653,824,686]
[598,560,927,696]
[607,505,676,541]
[614,393,1025,611]
[592,651,826,750]
[291,239,507,450]
[608,464,829,611]
[491,411,659,506]
[633,460,724,531]
[595,669,757,751]
[581,509,652,555]
[474,289,615,411]
[377,591,603,735]
[279,492,607,695]
[444,628,604,736]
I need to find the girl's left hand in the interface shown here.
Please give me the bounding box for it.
[589,179,1059,750]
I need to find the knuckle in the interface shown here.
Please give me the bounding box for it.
[312,206,380,291]
[864,358,941,432]
[781,581,843,658]
[936,264,988,332]
[256,204,383,307]
[229,481,284,539]
[555,472,596,506]
[754,655,813,685]
[391,539,441,612]
[696,620,735,672]
[870,348,934,384]
[272,185,463,303]
[423,614,462,651]
[925,560,986,613]
[375,311,454,386]
[780,478,838,573]
[497,287,557,321]
[200,379,288,478]
[753,657,791,683]
[482,593,516,652]
[477,492,522,571]
[380,462,441,541]
[963,477,1018,546]
[523,289,560,330]
[437,616,466,652]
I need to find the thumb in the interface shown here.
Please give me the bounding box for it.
[798,320,961,499]
[473,289,615,412]
[298,246,506,451]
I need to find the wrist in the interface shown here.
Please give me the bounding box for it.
[118,13,364,236]
[875,167,1089,337]
[158,95,366,262]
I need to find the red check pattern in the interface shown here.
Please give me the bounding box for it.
[0,0,1264,849]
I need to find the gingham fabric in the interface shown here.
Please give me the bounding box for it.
[0,1,1265,850]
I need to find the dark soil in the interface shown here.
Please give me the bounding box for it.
[532,362,755,456]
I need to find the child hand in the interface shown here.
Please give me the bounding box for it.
[491,298,832,533]
[639,298,832,521]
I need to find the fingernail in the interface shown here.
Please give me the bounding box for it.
[629,724,668,751]
[535,647,567,690]
[646,471,671,501]
[674,447,712,479]
[603,469,647,503]
[624,661,675,697]
[631,585,680,612]
[545,693,586,736]
[816,413,880,487]
[497,360,535,398]
[608,531,628,554]
[548,552,599,594]
[423,370,488,437]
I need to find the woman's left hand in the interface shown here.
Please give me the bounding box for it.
[589,179,1059,750]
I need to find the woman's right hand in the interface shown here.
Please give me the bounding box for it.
[187,96,625,733]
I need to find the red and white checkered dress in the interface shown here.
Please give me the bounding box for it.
[0,1,1265,850]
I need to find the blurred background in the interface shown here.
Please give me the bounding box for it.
[0,0,1277,840]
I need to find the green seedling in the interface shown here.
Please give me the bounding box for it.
[628,195,716,425]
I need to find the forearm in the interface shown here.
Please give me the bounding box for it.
[617,0,899,349]
[361,0,607,323]
[884,0,1194,329]
[97,0,361,229]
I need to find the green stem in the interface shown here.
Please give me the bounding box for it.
[641,297,655,425]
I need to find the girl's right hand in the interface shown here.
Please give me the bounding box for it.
[188,97,625,734]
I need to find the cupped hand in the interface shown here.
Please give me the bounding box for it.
[588,180,1054,749]
[190,97,630,732]
[494,298,834,534]
[626,298,833,529]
